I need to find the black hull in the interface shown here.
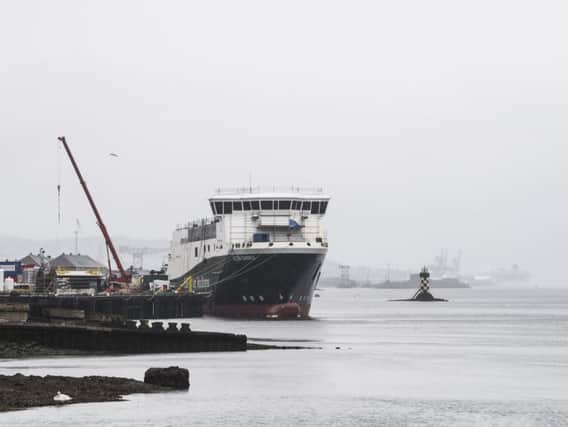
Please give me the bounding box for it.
[172,252,325,318]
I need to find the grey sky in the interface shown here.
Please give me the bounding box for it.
[1,1,567,283]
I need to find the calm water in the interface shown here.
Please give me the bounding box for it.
[1,288,568,426]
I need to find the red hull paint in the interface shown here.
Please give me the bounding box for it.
[212,303,312,319]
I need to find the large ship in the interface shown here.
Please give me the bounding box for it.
[167,187,330,318]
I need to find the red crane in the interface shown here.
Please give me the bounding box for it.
[57,136,130,284]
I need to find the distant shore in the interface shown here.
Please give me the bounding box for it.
[0,373,168,412]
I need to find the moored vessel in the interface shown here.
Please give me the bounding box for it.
[167,187,330,318]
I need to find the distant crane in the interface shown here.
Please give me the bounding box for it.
[119,246,169,270]
[339,264,351,287]
[74,218,81,253]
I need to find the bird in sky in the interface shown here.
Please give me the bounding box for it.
[109,153,119,157]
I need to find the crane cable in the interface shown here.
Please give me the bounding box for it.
[57,141,62,225]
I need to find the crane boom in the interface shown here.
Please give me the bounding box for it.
[57,136,129,281]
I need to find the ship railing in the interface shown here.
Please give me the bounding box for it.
[214,186,325,195]
[175,217,219,231]
[228,230,327,244]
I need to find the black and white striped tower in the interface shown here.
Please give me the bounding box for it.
[390,266,447,302]
[410,266,437,301]
[419,266,430,293]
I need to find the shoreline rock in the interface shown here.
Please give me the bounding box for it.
[0,373,172,413]
[144,366,189,390]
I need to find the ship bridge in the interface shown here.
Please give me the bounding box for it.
[208,187,330,248]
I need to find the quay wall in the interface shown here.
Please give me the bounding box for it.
[0,294,205,320]
[0,303,29,322]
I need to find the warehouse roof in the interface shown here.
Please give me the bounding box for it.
[49,253,104,269]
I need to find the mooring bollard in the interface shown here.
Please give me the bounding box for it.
[126,320,137,329]
[180,323,191,333]
[167,322,178,332]
[111,317,126,328]
[151,322,163,331]
[139,320,150,329]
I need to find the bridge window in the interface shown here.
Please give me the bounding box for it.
[194,247,198,257]
[251,200,260,210]
[233,201,243,211]
[214,202,223,214]
[243,201,251,210]
[311,201,320,214]
[320,201,328,214]
[279,200,291,210]
[301,201,311,211]
[223,201,232,214]
[261,200,273,210]
[253,232,270,242]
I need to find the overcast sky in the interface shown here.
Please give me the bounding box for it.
[1,1,567,283]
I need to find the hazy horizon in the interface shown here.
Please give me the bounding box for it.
[1,1,567,286]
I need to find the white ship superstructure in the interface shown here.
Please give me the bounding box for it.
[168,187,330,318]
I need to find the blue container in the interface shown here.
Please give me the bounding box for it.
[0,260,22,281]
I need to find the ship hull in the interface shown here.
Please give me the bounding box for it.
[171,251,325,319]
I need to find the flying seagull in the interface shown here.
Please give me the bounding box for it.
[109,153,119,157]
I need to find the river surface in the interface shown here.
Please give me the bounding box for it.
[1,287,568,426]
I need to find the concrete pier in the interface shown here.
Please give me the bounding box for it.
[0,321,246,353]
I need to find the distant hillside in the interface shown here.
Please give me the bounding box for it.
[0,235,170,270]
